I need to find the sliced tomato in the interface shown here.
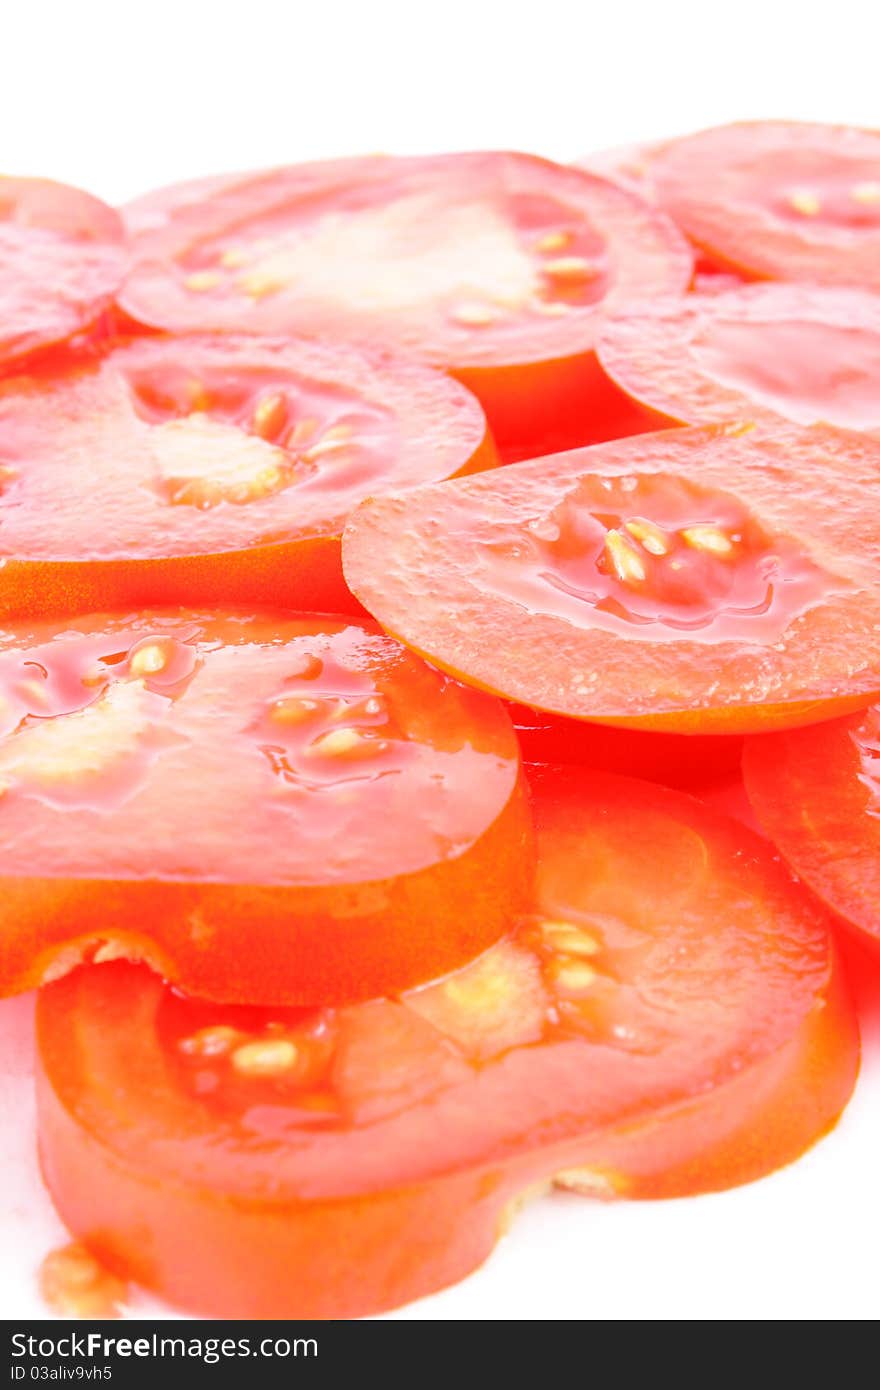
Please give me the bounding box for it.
[0,609,531,1005]
[0,176,127,368]
[743,706,880,953]
[648,121,880,287]
[509,703,743,785]
[0,333,492,619]
[599,284,880,437]
[691,261,749,295]
[36,766,856,1319]
[343,423,880,734]
[575,143,658,196]
[575,148,748,290]
[119,153,692,459]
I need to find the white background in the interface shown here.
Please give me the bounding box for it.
[2,0,880,1321]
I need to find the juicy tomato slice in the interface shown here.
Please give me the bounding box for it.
[0,609,532,1005]
[36,765,857,1319]
[599,284,880,437]
[743,706,880,953]
[119,152,692,460]
[343,422,880,734]
[0,333,492,620]
[575,148,748,291]
[509,703,743,785]
[648,121,880,287]
[0,176,127,368]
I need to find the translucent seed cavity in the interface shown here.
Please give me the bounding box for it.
[681,525,734,556]
[536,231,571,253]
[451,302,496,326]
[252,393,288,440]
[179,1025,242,1058]
[184,270,222,292]
[541,256,596,284]
[604,530,647,584]
[271,696,322,725]
[549,960,598,995]
[231,1038,298,1076]
[129,643,168,678]
[541,921,600,957]
[851,181,880,205]
[624,518,670,556]
[787,190,821,217]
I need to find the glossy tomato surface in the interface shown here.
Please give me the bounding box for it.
[0,176,127,368]
[0,609,531,1004]
[119,153,692,458]
[649,121,880,287]
[36,766,857,1318]
[598,284,880,437]
[743,707,880,953]
[0,334,493,619]
[343,423,880,734]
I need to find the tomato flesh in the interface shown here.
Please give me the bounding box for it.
[343,423,880,734]
[599,284,880,437]
[36,765,856,1318]
[743,706,880,953]
[649,121,880,287]
[0,333,492,620]
[0,609,531,1005]
[120,153,692,459]
[0,176,127,368]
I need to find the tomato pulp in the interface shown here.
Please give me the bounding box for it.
[36,766,857,1318]
[343,423,880,734]
[743,706,880,954]
[0,334,493,620]
[0,610,531,1004]
[0,176,127,368]
[598,283,880,437]
[119,152,692,459]
[649,121,880,287]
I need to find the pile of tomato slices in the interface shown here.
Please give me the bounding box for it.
[1,122,880,1321]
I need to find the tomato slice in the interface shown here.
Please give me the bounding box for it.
[743,706,880,953]
[0,333,492,620]
[576,143,658,196]
[598,284,880,437]
[509,703,743,785]
[0,176,127,368]
[343,422,880,734]
[648,121,880,287]
[0,609,531,1005]
[119,153,692,460]
[36,766,856,1319]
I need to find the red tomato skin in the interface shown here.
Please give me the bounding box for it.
[36,938,856,1318]
[0,177,128,368]
[0,536,363,623]
[742,709,880,955]
[36,1069,519,1320]
[0,333,497,621]
[456,349,665,463]
[3,775,533,1005]
[35,767,858,1319]
[561,944,857,1198]
[649,121,880,289]
[509,702,744,785]
[0,609,533,1006]
[120,153,692,464]
[343,423,880,735]
[597,285,880,440]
